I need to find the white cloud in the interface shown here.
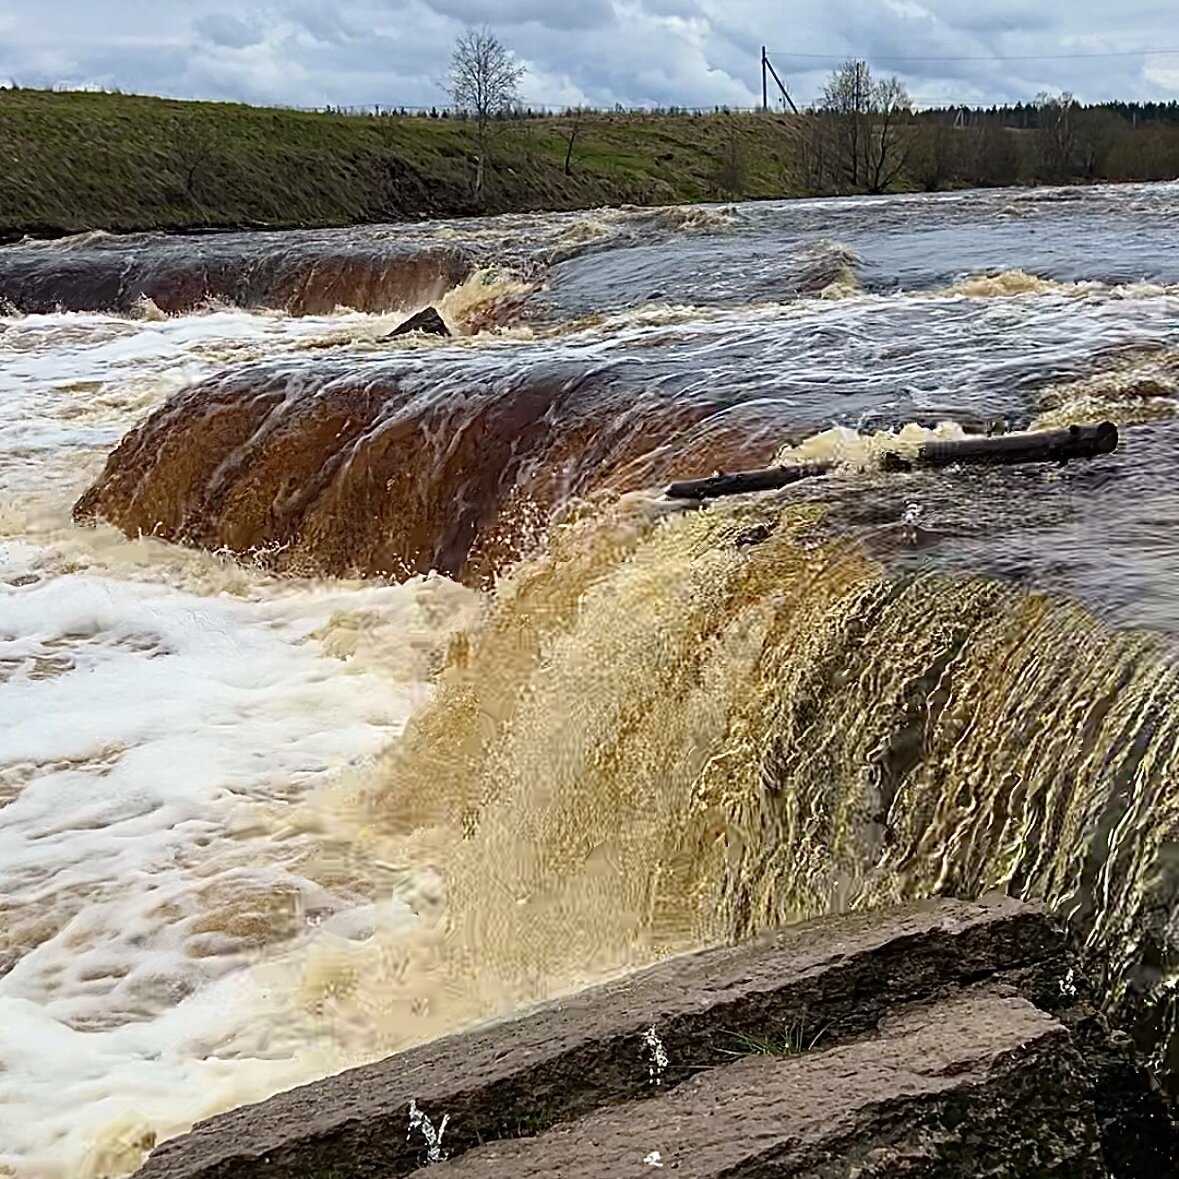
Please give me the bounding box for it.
[1145,62,1179,92]
[0,1,1175,110]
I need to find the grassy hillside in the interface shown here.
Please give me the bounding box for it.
[0,90,804,239]
[4,90,1175,240]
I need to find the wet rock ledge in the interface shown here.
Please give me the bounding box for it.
[135,896,1175,1179]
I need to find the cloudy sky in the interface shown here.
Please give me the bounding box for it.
[2,1,1178,111]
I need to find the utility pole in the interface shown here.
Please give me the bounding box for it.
[760,49,799,115]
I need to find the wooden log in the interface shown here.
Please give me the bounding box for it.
[881,421,1119,471]
[664,462,832,501]
[663,423,1119,502]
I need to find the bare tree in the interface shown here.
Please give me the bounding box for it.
[447,26,525,200]
[562,108,585,177]
[819,60,912,193]
[712,124,747,198]
[797,116,835,194]
[970,121,1025,187]
[1074,107,1126,179]
[821,60,872,188]
[865,76,912,193]
[172,120,218,211]
[908,123,960,192]
[1035,92,1080,181]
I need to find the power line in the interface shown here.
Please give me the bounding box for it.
[764,47,1179,63]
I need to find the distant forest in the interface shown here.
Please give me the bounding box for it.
[897,98,1179,191]
[919,101,1179,128]
[786,67,1179,195]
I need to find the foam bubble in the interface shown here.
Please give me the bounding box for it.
[0,308,393,495]
[774,421,969,470]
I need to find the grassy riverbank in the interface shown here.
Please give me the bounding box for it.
[0,89,804,239]
[3,89,1177,240]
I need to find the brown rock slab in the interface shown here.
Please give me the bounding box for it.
[414,991,1102,1178]
[134,896,1063,1179]
[0,239,472,316]
[70,354,790,585]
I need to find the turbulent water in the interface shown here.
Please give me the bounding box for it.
[2,182,1179,1176]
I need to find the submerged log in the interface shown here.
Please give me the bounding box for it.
[663,423,1119,501]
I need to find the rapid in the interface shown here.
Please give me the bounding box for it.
[1,182,1178,1176]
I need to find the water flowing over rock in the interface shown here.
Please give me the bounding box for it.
[6,183,1179,1176]
[341,495,1179,1093]
[0,233,473,314]
[71,358,787,583]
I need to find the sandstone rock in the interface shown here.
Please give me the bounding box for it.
[135,896,1081,1179]
[415,991,1102,1178]
[0,239,472,315]
[132,896,1175,1179]
[70,361,785,584]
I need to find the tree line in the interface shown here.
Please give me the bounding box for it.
[902,92,1179,191]
[792,61,1179,194]
[443,31,1179,203]
[919,100,1179,129]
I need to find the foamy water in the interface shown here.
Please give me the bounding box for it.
[2,182,1179,1176]
[0,309,481,1177]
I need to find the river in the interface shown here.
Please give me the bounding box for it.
[1,181,1178,1176]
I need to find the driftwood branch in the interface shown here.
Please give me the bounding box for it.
[663,422,1119,502]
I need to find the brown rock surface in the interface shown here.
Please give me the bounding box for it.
[0,236,472,315]
[134,896,1090,1179]
[415,991,1101,1178]
[72,361,785,584]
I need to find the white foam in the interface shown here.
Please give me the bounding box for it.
[0,307,434,495]
[0,561,479,1176]
[0,307,479,1177]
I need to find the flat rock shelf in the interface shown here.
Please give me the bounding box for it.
[134,896,1176,1179]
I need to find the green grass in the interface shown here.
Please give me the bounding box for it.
[0,90,806,239]
[722,1016,827,1058]
[7,89,1171,240]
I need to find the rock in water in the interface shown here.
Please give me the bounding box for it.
[384,307,451,339]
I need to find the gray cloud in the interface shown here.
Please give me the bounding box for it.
[0,1,1176,111]
[194,14,266,51]
[428,0,617,33]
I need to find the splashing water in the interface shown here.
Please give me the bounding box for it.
[337,501,1179,1056]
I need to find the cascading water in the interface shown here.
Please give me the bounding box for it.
[341,497,1178,1071]
[2,182,1179,1177]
